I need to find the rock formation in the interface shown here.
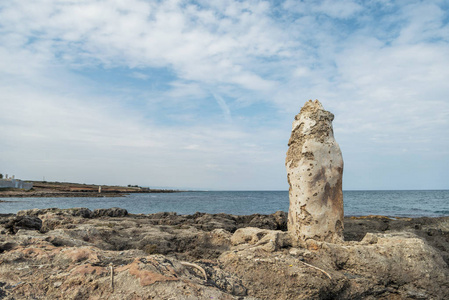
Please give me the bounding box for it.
[286,100,344,243]
[1,209,449,299]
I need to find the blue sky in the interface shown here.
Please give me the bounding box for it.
[0,0,448,190]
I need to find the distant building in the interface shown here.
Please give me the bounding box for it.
[0,177,33,190]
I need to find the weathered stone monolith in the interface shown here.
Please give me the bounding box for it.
[286,100,344,243]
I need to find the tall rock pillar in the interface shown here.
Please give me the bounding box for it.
[286,100,344,243]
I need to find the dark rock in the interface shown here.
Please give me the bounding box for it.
[92,207,128,218]
[17,208,60,217]
[68,207,92,218]
[146,212,188,226]
[137,211,288,232]
[248,214,278,230]
[5,216,43,234]
[194,214,237,232]
[272,210,288,230]
[0,242,16,253]
[45,236,84,247]
[344,216,391,241]
[147,212,178,219]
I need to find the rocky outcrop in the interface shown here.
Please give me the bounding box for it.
[4,215,42,234]
[286,100,344,244]
[219,230,449,299]
[231,227,292,252]
[92,207,128,218]
[0,180,182,198]
[1,210,448,299]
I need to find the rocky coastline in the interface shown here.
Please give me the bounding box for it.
[1,208,448,299]
[0,181,183,198]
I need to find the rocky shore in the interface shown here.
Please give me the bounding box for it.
[0,181,182,198]
[1,208,448,299]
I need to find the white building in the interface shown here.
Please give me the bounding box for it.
[0,177,33,190]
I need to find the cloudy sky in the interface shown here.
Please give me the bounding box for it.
[0,0,448,190]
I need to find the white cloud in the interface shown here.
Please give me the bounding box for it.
[283,0,362,19]
[395,2,448,44]
[0,81,284,188]
[314,0,363,19]
[0,0,448,190]
[212,93,232,122]
[167,81,207,99]
[130,72,150,80]
[0,0,285,91]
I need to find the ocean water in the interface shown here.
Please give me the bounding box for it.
[1,190,448,217]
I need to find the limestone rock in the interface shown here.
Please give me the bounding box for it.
[230,227,292,252]
[286,100,344,243]
[219,231,449,300]
[1,211,448,299]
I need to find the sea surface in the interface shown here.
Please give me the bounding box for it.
[1,190,449,217]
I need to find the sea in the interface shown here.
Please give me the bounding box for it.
[1,190,449,217]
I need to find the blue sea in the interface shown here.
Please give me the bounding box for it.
[1,190,448,217]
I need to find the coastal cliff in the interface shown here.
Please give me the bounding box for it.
[1,209,448,299]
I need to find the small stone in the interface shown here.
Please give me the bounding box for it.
[361,233,378,244]
[289,248,303,257]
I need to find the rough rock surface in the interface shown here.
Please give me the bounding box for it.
[4,216,42,234]
[220,228,449,299]
[286,99,344,243]
[0,209,448,299]
[92,207,128,218]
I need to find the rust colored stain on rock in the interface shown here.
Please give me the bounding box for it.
[64,247,100,263]
[118,257,179,286]
[71,264,106,276]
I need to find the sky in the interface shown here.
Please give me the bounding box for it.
[0,0,448,191]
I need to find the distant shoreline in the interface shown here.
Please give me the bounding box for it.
[0,180,184,198]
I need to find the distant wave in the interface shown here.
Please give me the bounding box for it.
[434,210,449,215]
